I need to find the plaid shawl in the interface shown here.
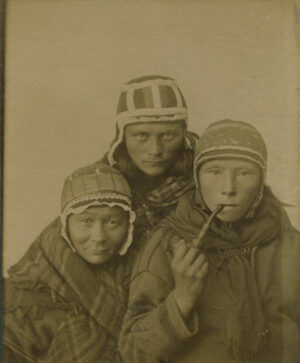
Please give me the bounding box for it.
[98,155,195,245]
[132,175,195,244]
[100,130,198,238]
[3,218,135,362]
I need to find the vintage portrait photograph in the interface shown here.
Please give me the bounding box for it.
[2,0,300,362]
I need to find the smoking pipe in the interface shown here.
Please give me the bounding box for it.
[193,204,225,248]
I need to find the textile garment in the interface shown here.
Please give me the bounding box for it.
[193,119,267,219]
[61,163,132,212]
[119,188,300,363]
[108,75,189,166]
[99,148,196,244]
[60,162,135,256]
[3,218,136,363]
[3,127,197,363]
[194,119,267,171]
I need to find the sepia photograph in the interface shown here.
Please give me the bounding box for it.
[2,0,300,362]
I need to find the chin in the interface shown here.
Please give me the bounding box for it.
[216,211,244,223]
[85,255,110,265]
[141,168,167,177]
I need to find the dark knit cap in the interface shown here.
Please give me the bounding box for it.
[194,119,267,216]
[194,119,267,175]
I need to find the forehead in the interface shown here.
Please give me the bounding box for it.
[125,122,184,133]
[200,158,259,170]
[75,205,127,218]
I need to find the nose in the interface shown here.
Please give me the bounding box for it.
[147,136,163,156]
[221,171,237,196]
[91,222,107,244]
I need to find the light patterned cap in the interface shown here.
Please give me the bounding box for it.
[116,75,188,121]
[108,75,191,165]
[61,163,135,255]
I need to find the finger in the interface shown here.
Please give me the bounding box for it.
[170,235,182,245]
[194,262,209,279]
[192,235,205,250]
[172,239,188,264]
[180,246,200,266]
[188,253,206,274]
[183,253,206,277]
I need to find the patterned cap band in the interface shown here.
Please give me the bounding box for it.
[194,119,267,172]
[108,75,190,165]
[60,163,135,256]
[61,164,132,212]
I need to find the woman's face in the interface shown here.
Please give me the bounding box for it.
[68,206,128,264]
[125,122,185,177]
[198,159,261,222]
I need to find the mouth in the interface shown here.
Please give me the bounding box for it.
[219,204,238,209]
[144,160,166,165]
[91,249,110,255]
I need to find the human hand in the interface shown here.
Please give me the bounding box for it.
[171,239,209,320]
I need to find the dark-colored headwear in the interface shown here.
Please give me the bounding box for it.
[194,119,267,215]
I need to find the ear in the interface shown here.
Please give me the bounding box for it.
[245,184,264,219]
[118,222,134,256]
[184,132,192,150]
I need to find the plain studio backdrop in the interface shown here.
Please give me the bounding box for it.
[4,0,300,274]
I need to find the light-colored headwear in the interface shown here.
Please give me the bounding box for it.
[194,119,268,216]
[108,75,192,165]
[61,163,135,255]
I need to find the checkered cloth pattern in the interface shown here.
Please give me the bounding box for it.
[3,219,136,362]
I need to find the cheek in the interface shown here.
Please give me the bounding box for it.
[242,181,261,203]
[125,135,141,150]
[240,173,261,194]
[199,175,219,199]
[163,138,183,155]
[69,228,91,246]
[108,225,128,245]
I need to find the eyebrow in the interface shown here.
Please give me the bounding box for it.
[77,209,125,218]
[202,164,223,169]
[76,211,95,217]
[202,164,257,172]
[128,124,181,132]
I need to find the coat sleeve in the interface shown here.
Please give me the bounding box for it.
[276,225,300,362]
[257,222,300,363]
[119,237,199,362]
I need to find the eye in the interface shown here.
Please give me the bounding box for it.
[107,218,121,229]
[135,133,148,141]
[162,132,175,141]
[80,218,93,225]
[237,169,251,176]
[205,168,221,175]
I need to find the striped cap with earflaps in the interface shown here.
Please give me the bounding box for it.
[108,75,192,165]
[194,119,268,217]
[61,163,135,255]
